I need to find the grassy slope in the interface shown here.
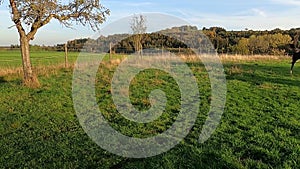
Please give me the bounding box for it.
[0,53,299,168]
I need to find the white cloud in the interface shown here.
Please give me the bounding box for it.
[103,0,153,7]
[179,8,300,31]
[123,2,153,7]
[270,0,300,6]
[251,8,267,17]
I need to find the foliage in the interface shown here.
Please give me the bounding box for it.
[232,38,250,55]
[54,26,299,55]
[112,33,193,55]
[9,0,110,34]
[248,34,291,55]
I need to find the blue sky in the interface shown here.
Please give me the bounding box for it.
[0,0,299,46]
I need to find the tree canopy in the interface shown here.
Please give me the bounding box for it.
[1,0,110,87]
[8,0,110,40]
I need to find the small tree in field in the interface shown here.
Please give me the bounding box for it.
[130,14,147,56]
[1,0,109,87]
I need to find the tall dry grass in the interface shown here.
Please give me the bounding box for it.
[219,54,290,62]
[0,54,291,77]
[178,54,290,63]
[0,64,73,78]
[0,59,123,79]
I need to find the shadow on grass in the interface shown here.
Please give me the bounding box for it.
[0,76,23,85]
[187,61,300,87]
[109,146,237,169]
[0,76,7,83]
[224,63,300,87]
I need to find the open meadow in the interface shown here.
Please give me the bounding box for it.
[0,51,299,168]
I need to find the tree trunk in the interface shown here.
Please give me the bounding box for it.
[20,35,40,87]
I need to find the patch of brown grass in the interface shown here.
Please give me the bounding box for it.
[219,54,289,62]
[0,54,289,79]
[228,65,243,75]
[23,75,40,88]
[0,67,23,77]
[258,82,277,89]
[0,64,74,78]
[176,54,290,63]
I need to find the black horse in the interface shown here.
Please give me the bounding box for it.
[291,51,300,74]
[290,34,300,74]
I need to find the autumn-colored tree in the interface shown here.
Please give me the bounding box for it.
[248,34,291,55]
[234,38,250,55]
[1,0,109,87]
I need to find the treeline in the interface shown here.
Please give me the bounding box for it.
[67,26,298,55]
[158,26,297,55]
[201,27,296,55]
[10,44,57,51]
[111,33,194,54]
[10,26,299,55]
[57,33,194,54]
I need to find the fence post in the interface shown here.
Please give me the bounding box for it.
[65,42,68,68]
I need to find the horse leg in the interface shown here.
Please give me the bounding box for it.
[291,60,296,74]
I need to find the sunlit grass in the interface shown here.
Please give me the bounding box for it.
[0,52,299,168]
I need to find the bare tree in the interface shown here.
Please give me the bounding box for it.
[130,14,147,56]
[1,0,109,87]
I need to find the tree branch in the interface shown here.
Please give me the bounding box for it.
[9,0,26,37]
[27,14,55,40]
[8,0,110,40]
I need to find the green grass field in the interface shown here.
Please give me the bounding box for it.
[0,51,299,168]
[0,50,80,68]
